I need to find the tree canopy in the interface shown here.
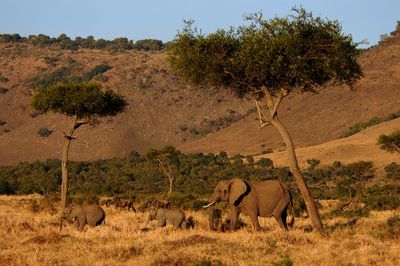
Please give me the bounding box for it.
[167,8,363,97]
[31,82,126,119]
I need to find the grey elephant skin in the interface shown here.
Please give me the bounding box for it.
[148,208,187,228]
[204,178,294,231]
[61,204,106,231]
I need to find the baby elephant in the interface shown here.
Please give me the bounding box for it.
[61,204,106,231]
[148,208,190,228]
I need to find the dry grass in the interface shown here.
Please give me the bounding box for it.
[0,195,399,266]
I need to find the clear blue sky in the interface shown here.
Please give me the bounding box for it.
[1,0,399,47]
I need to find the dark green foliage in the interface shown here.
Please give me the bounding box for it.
[0,150,398,212]
[28,67,72,88]
[37,127,53,137]
[0,33,164,51]
[384,162,400,179]
[31,82,126,119]
[378,130,400,154]
[168,8,362,98]
[364,184,400,210]
[134,39,164,50]
[256,158,273,168]
[82,63,112,82]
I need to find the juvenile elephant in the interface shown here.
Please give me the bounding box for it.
[61,204,106,231]
[203,178,294,231]
[148,208,187,228]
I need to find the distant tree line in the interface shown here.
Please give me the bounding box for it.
[0,33,166,51]
[0,147,398,212]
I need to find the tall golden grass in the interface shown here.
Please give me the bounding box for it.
[0,195,399,266]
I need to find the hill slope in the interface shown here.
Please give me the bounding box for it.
[179,37,400,156]
[0,32,399,165]
[0,45,252,165]
[256,118,400,175]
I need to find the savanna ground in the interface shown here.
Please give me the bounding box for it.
[0,195,399,266]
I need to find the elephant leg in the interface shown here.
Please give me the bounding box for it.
[249,214,261,231]
[73,219,79,230]
[158,218,166,227]
[273,208,288,231]
[229,207,239,232]
[77,216,86,231]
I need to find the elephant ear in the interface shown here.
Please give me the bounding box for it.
[228,179,251,206]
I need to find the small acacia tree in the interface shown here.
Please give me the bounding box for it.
[378,130,400,155]
[31,82,126,229]
[167,8,363,231]
[145,146,181,196]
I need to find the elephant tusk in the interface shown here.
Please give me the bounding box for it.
[202,201,217,209]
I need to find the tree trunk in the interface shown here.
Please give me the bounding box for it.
[59,116,78,230]
[168,176,174,196]
[270,115,324,231]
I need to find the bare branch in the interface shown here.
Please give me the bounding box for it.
[74,120,90,129]
[255,99,270,130]
[63,131,77,140]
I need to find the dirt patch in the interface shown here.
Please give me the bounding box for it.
[164,234,216,248]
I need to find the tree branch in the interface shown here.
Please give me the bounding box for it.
[63,131,77,140]
[74,120,90,129]
[255,99,270,130]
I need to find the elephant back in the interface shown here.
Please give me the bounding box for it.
[251,180,290,217]
[82,204,106,226]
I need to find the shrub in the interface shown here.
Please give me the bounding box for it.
[261,148,273,154]
[0,87,8,93]
[364,184,400,210]
[256,158,273,168]
[384,162,400,179]
[342,117,381,137]
[134,39,164,51]
[83,63,112,81]
[37,127,53,137]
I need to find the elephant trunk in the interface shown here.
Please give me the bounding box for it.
[208,205,217,231]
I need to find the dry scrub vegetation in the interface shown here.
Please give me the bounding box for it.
[0,195,399,266]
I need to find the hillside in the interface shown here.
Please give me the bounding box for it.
[0,30,399,165]
[256,118,400,176]
[0,45,252,165]
[179,35,400,156]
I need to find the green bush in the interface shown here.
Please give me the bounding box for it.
[384,162,400,179]
[378,130,400,154]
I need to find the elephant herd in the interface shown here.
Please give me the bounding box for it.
[61,178,295,232]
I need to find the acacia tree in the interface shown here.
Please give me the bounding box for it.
[378,130,400,155]
[167,8,362,231]
[31,82,126,229]
[145,146,181,196]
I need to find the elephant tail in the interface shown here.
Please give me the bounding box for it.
[288,192,295,228]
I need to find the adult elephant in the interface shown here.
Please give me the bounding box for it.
[203,178,294,231]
